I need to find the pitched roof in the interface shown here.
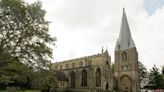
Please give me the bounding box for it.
[115,8,136,51]
[55,71,68,81]
[56,51,110,63]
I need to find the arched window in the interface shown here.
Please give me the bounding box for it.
[70,71,75,88]
[84,59,87,66]
[96,68,101,87]
[79,61,83,67]
[65,64,68,69]
[88,60,92,66]
[81,69,87,86]
[122,52,127,61]
[105,61,110,69]
[60,65,63,70]
[72,63,75,68]
[105,61,109,79]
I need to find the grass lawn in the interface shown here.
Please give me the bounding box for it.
[0,90,40,92]
[18,90,40,92]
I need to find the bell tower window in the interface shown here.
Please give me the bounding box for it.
[122,52,127,61]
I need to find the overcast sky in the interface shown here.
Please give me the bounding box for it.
[26,0,164,69]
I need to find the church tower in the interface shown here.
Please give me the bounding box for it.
[114,8,140,92]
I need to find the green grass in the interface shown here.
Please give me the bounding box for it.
[17,90,40,92]
[0,90,40,92]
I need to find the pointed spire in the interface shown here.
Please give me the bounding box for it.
[115,8,136,51]
[104,50,109,56]
[123,7,125,12]
[102,46,104,53]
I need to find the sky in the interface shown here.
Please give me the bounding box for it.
[26,0,164,69]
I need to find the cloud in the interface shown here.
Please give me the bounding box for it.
[144,0,164,15]
[26,0,164,69]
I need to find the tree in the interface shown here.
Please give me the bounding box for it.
[138,61,148,89]
[145,65,164,89]
[0,0,56,88]
[0,0,55,68]
[0,57,34,89]
[39,64,57,92]
[162,67,164,75]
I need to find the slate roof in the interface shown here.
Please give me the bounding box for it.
[115,8,136,51]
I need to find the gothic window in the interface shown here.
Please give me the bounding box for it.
[88,60,92,66]
[106,61,110,69]
[70,71,75,88]
[60,65,62,70]
[65,64,68,69]
[81,69,87,86]
[105,61,109,79]
[84,59,87,66]
[79,61,83,67]
[96,68,101,87]
[122,52,127,61]
[72,63,75,68]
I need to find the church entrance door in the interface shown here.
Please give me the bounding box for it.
[106,83,108,90]
[120,75,131,92]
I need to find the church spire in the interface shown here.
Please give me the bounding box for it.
[115,8,136,51]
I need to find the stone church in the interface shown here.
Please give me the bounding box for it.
[52,9,140,92]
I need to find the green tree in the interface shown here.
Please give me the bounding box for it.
[39,64,57,92]
[162,67,164,75]
[145,65,164,89]
[0,0,55,68]
[0,57,34,89]
[0,0,56,89]
[138,61,148,89]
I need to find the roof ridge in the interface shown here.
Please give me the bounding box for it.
[56,51,108,63]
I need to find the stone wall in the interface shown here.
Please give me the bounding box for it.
[52,51,113,91]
